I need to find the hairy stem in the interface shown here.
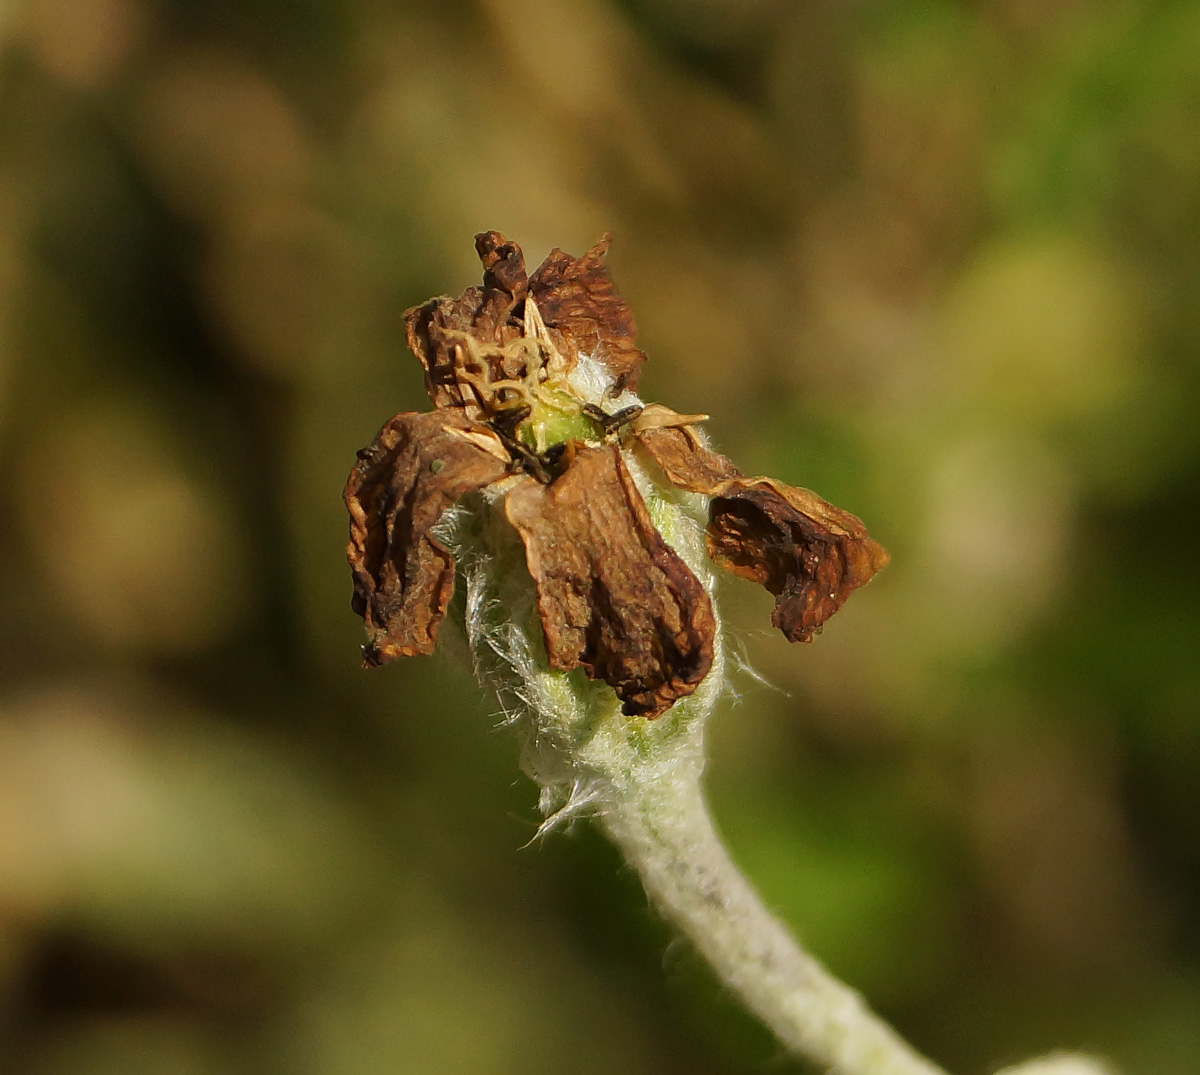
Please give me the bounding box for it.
[444,448,1113,1075]
[597,768,948,1075]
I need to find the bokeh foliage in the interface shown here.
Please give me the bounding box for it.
[1,1,1198,1072]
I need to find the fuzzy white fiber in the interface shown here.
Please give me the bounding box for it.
[436,432,1116,1075]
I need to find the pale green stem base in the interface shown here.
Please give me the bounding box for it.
[597,770,948,1075]
[443,445,1115,1075]
[600,780,1114,1075]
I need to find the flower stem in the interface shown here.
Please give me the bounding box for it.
[596,766,949,1075]
[446,465,1113,1075]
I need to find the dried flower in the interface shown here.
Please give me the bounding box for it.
[345,231,888,718]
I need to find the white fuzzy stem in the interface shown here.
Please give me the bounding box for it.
[442,437,1115,1075]
[597,769,948,1075]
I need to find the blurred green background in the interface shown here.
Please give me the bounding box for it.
[1,0,1198,1072]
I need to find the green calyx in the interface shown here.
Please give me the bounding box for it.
[519,391,602,454]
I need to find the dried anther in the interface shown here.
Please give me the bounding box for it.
[582,402,645,438]
[345,231,889,717]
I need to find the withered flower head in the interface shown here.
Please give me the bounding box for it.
[345,231,889,718]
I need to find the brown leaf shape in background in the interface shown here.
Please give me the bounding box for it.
[345,410,510,666]
[504,444,714,717]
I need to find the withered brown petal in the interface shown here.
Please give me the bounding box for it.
[529,235,647,395]
[707,480,890,643]
[504,444,715,718]
[636,426,888,643]
[344,410,510,666]
[475,229,528,307]
[404,294,470,411]
[403,232,531,413]
[635,424,743,491]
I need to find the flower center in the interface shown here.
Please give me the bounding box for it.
[518,392,601,454]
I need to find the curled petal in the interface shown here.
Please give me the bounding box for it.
[707,480,890,643]
[631,403,710,433]
[403,231,646,415]
[344,411,510,666]
[504,444,714,718]
[475,229,528,312]
[636,425,888,642]
[529,236,646,395]
[403,232,531,414]
[635,424,742,490]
